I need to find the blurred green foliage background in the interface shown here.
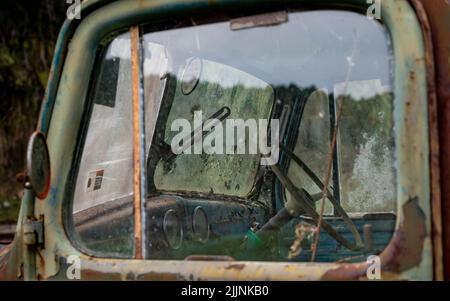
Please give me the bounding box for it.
[0,0,66,222]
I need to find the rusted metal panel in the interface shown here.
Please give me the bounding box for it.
[380,0,431,280]
[130,25,143,260]
[321,197,427,280]
[410,0,444,281]
[230,11,288,30]
[418,0,450,281]
[48,257,346,281]
[379,198,427,273]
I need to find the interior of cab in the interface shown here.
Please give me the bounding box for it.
[71,8,397,263]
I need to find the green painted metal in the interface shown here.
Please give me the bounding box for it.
[2,0,432,280]
[22,187,37,281]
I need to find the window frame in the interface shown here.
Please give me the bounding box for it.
[36,0,432,280]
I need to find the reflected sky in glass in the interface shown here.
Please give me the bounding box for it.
[143,10,393,93]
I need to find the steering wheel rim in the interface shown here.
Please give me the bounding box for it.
[274,144,364,252]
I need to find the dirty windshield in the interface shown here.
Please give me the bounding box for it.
[146,57,274,197]
[72,9,396,261]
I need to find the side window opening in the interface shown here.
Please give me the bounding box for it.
[71,9,398,263]
[72,33,135,257]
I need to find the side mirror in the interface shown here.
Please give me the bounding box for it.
[26,131,51,199]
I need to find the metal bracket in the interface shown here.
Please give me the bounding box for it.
[23,216,44,246]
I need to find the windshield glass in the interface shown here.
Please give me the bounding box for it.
[143,9,393,201]
[146,57,274,197]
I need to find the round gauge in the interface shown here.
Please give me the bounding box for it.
[192,206,209,243]
[163,209,183,249]
[181,57,202,95]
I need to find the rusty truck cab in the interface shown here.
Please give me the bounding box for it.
[1,0,450,281]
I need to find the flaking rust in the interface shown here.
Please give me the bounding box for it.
[322,197,427,280]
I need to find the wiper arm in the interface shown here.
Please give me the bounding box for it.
[162,106,231,162]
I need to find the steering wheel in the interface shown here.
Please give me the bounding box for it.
[271,143,363,252]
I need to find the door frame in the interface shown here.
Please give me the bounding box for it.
[31,0,434,280]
